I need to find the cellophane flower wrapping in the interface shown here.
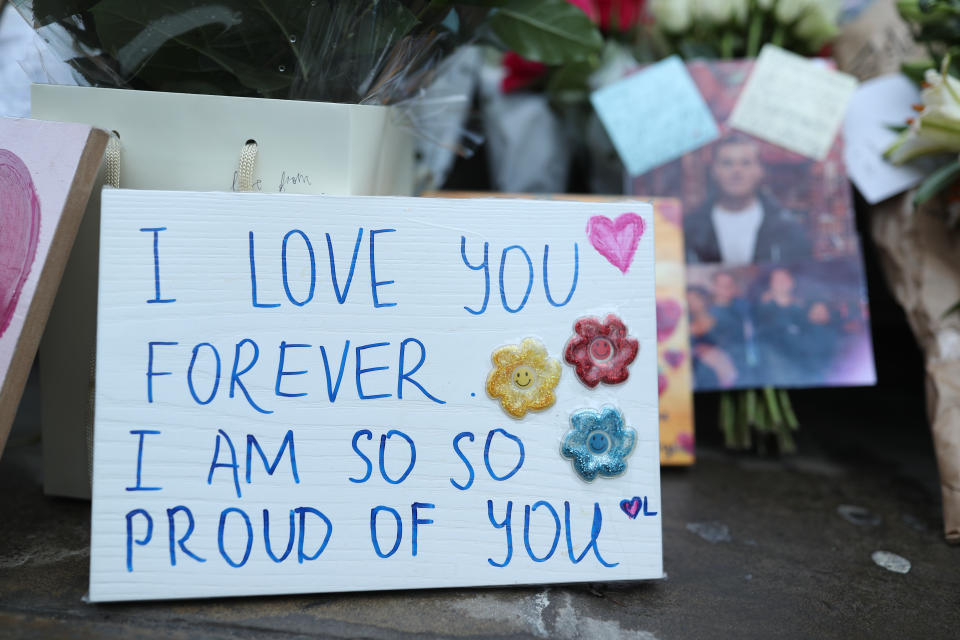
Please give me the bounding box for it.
[10,0,487,105]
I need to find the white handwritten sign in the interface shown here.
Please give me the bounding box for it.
[89,191,662,601]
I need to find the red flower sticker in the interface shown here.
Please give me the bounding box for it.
[564,314,639,387]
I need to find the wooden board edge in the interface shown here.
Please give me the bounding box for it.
[0,126,109,458]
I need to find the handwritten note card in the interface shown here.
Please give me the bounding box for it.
[89,191,663,601]
[729,45,858,160]
[843,73,942,204]
[591,55,719,176]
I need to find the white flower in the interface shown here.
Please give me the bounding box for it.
[794,1,840,48]
[774,0,806,22]
[650,0,692,33]
[692,0,749,23]
[886,65,960,164]
[774,0,839,24]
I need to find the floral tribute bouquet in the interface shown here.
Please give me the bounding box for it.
[873,0,960,542]
[12,0,602,105]
[496,0,841,103]
[641,3,847,455]
[486,1,849,454]
[650,0,840,59]
[482,1,632,193]
[499,0,640,99]
[631,57,867,455]
[886,0,960,214]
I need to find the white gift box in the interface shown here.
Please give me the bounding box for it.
[31,84,414,498]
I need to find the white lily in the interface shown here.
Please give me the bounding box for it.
[886,61,960,164]
[773,0,838,25]
[773,0,808,21]
[692,0,749,24]
[794,0,840,49]
[650,0,692,33]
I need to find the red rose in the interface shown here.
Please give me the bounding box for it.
[564,314,639,387]
[500,51,548,93]
[501,0,610,93]
[595,0,646,32]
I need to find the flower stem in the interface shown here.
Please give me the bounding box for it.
[720,31,735,59]
[718,388,799,455]
[746,13,763,58]
[771,25,785,47]
[720,393,737,448]
[763,387,783,426]
[778,388,799,430]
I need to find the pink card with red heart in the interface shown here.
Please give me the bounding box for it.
[0,118,107,456]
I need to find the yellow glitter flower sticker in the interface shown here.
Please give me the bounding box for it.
[486,337,562,418]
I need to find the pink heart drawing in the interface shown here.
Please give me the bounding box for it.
[656,299,683,342]
[586,213,645,274]
[656,199,682,228]
[620,497,642,519]
[676,433,695,454]
[0,149,41,339]
[664,349,686,369]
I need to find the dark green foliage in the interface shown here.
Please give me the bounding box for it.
[12,0,602,103]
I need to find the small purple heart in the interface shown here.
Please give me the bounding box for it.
[664,349,686,369]
[620,497,642,519]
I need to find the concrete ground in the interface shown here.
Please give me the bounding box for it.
[1,364,957,639]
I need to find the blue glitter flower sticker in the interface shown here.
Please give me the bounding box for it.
[561,407,636,482]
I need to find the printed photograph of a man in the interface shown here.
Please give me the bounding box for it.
[683,134,812,265]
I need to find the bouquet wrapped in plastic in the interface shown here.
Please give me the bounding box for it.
[11,0,602,105]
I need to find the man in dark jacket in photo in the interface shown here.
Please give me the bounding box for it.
[684,134,812,265]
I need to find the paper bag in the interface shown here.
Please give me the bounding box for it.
[31,85,414,498]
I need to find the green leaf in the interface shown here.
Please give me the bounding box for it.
[546,59,594,102]
[913,158,960,205]
[901,58,935,85]
[489,0,603,65]
[943,299,960,318]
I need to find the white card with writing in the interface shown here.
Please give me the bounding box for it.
[729,45,858,160]
[89,190,662,602]
[843,73,944,204]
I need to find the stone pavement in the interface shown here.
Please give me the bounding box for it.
[1,369,957,638]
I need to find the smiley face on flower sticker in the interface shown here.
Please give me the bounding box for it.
[561,406,636,482]
[486,337,562,418]
[564,314,639,388]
